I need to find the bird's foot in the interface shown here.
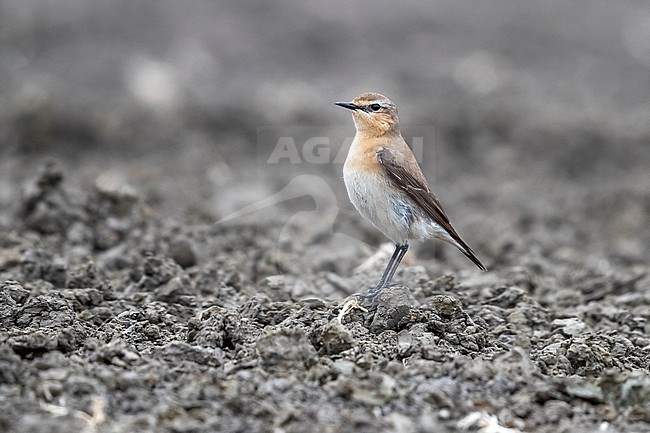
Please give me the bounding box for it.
[337,294,367,324]
[358,283,388,304]
[337,284,386,324]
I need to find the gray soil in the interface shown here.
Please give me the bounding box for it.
[1,2,649,432]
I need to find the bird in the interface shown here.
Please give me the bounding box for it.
[335,92,486,301]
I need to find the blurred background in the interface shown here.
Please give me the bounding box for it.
[0,0,648,271]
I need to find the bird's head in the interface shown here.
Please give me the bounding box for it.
[335,92,399,136]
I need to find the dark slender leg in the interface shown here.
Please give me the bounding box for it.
[384,243,408,285]
[339,243,410,321]
[375,244,402,287]
[368,243,409,295]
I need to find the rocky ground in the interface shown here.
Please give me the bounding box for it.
[0,140,648,433]
[1,1,650,432]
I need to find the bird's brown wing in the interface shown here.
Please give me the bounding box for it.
[376,147,487,271]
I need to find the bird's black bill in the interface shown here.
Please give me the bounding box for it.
[335,102,360,111]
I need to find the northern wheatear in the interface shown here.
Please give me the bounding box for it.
[336,92,486,299]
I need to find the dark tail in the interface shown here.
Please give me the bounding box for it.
[453,240,487,271]
[439,224,488,271]
[462,245,487,271]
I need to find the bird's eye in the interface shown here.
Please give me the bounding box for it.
[370,103,381,112]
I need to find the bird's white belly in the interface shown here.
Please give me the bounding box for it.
[343,168,415,244]
[343,167,453,245]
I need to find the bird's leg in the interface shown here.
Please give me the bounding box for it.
[367,243,409,296]
[338,243,409,323]
[384,242,409,286]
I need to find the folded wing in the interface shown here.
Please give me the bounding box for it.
[376,147,487,271]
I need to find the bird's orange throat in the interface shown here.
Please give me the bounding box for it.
[352,112,400,138]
